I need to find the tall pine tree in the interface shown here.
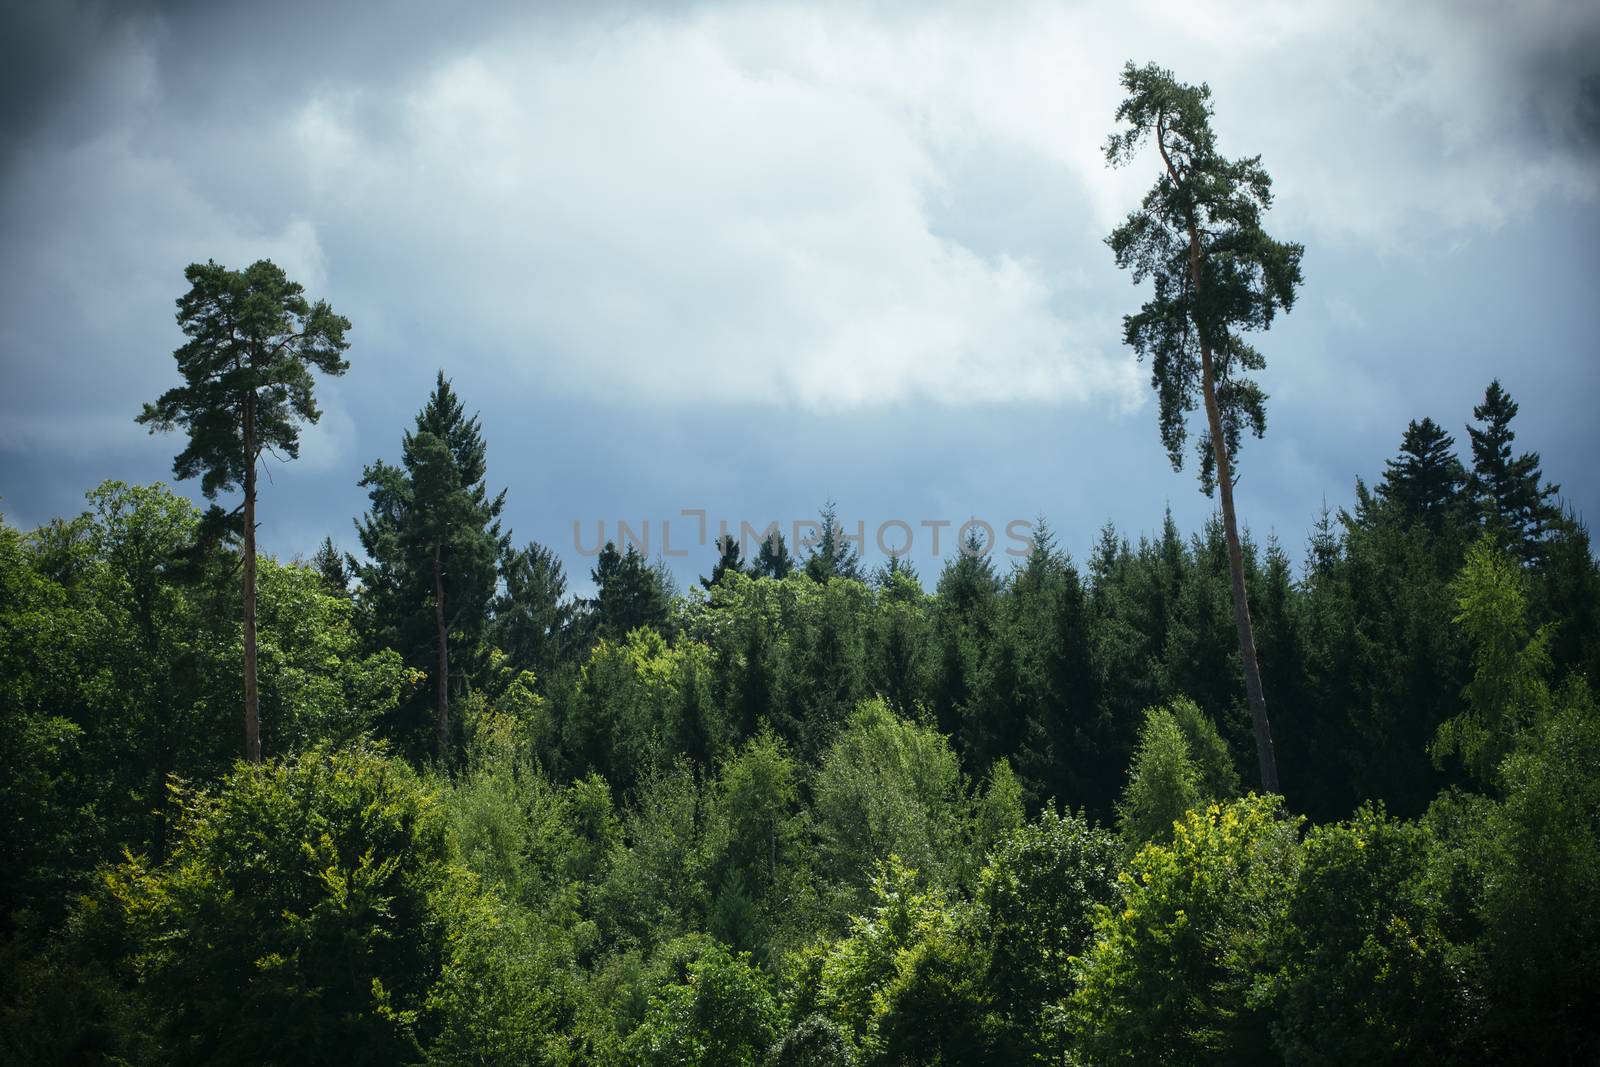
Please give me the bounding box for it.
[1104,63,1304,793]
[138,259,350,762]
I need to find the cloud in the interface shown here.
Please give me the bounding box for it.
[1,0,1596,460]
[276,10,1148,411]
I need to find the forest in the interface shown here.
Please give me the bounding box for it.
[4,368,1598,1064]
[3,63,1599,1067]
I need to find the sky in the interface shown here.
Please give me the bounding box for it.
[2,0,1597,591]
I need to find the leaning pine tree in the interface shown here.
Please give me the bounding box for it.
[1104,63,1304,792]
[138,259,350,763]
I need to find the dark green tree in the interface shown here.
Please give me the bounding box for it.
[590,541,672,641]
[804,502,862,583]
[1105,62,1304,794]
[137,259,350,762]
[754,528,794,579]
[702,532,746,590]
[1378,417,1467,531]
[977,808,1121,1061]
[309,536,351,597]
[354,372,506,760]
[493,540,572,687]
[1467,380,1559,558]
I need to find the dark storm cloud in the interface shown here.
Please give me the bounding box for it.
[0,1,153,153]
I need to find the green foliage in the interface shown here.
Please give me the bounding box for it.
[768,1014,858,1067]
[1433,536,1551,782]
[91,743,476,1063]
[1104,63,1302,493]
[812,700,969,907]
[0,484,406,924]
[137,258,351,500]
[804,502,864,584]
[702,730,807,952]
[1265,804,1481,1064]
[353,372,508,760]
[494,539,573,688]
[597,760,710,951]
[620,937,784,1066]
[1073,795,1301,1065]
[12,292,1600,1066]
[703,532,746,589]
[1116,702,1205,847]
[1379,418,1468,531]
[975,808,1121,1060]
[590,541,674,642]
[560,629,720,795]
[1467,380,1559,558]
[789,857,987,1064]
[1477,678,1600,1057]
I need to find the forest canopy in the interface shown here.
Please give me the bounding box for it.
[2,369,1597,1063]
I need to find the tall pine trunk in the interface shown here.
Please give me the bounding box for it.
[243,394,261,763]
[1171,171,1280,795]
[434,542,449,760]
[1198,340,1280,794]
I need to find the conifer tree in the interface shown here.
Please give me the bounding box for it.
[1104,62,1304,793]
[702,533,746,590]
[804,502,863,583]
[755,529,794,579]
[1468,380,1559,557]
[494,541,571,685]
[590,541,671,640]
[310,536,352,597]
[138,259,350,762]
[1378,418,1467,530]
[353,372,506,760]
[872,553,920,591]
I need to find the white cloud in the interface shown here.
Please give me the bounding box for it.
[283,12,1144,410]
[4,0,1595,427]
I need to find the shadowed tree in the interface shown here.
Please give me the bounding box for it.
[137,259,350,762]
[702,532,746,590]
[755,528,795,579]
[1104,62,1304,793]
[1467,379,1559,558]
[354,372,506,760]
[309,536,351,597]
[494,540,572,686]
[1379,418,1468,531]
[589,540,672,641]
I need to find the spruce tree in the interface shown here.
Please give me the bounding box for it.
[1467,380,1559,557]
[1104,62,1304,793]
[1379,418,1468,530]
[494,541,572,686]
[353,372,506,760]
[138,259,350,762]
[755,529,794,579]
[804,502,863,583]
[590,541,671,640]
[702,533,746,590]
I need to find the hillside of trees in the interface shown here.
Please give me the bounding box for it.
[3,371,1597,1064]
